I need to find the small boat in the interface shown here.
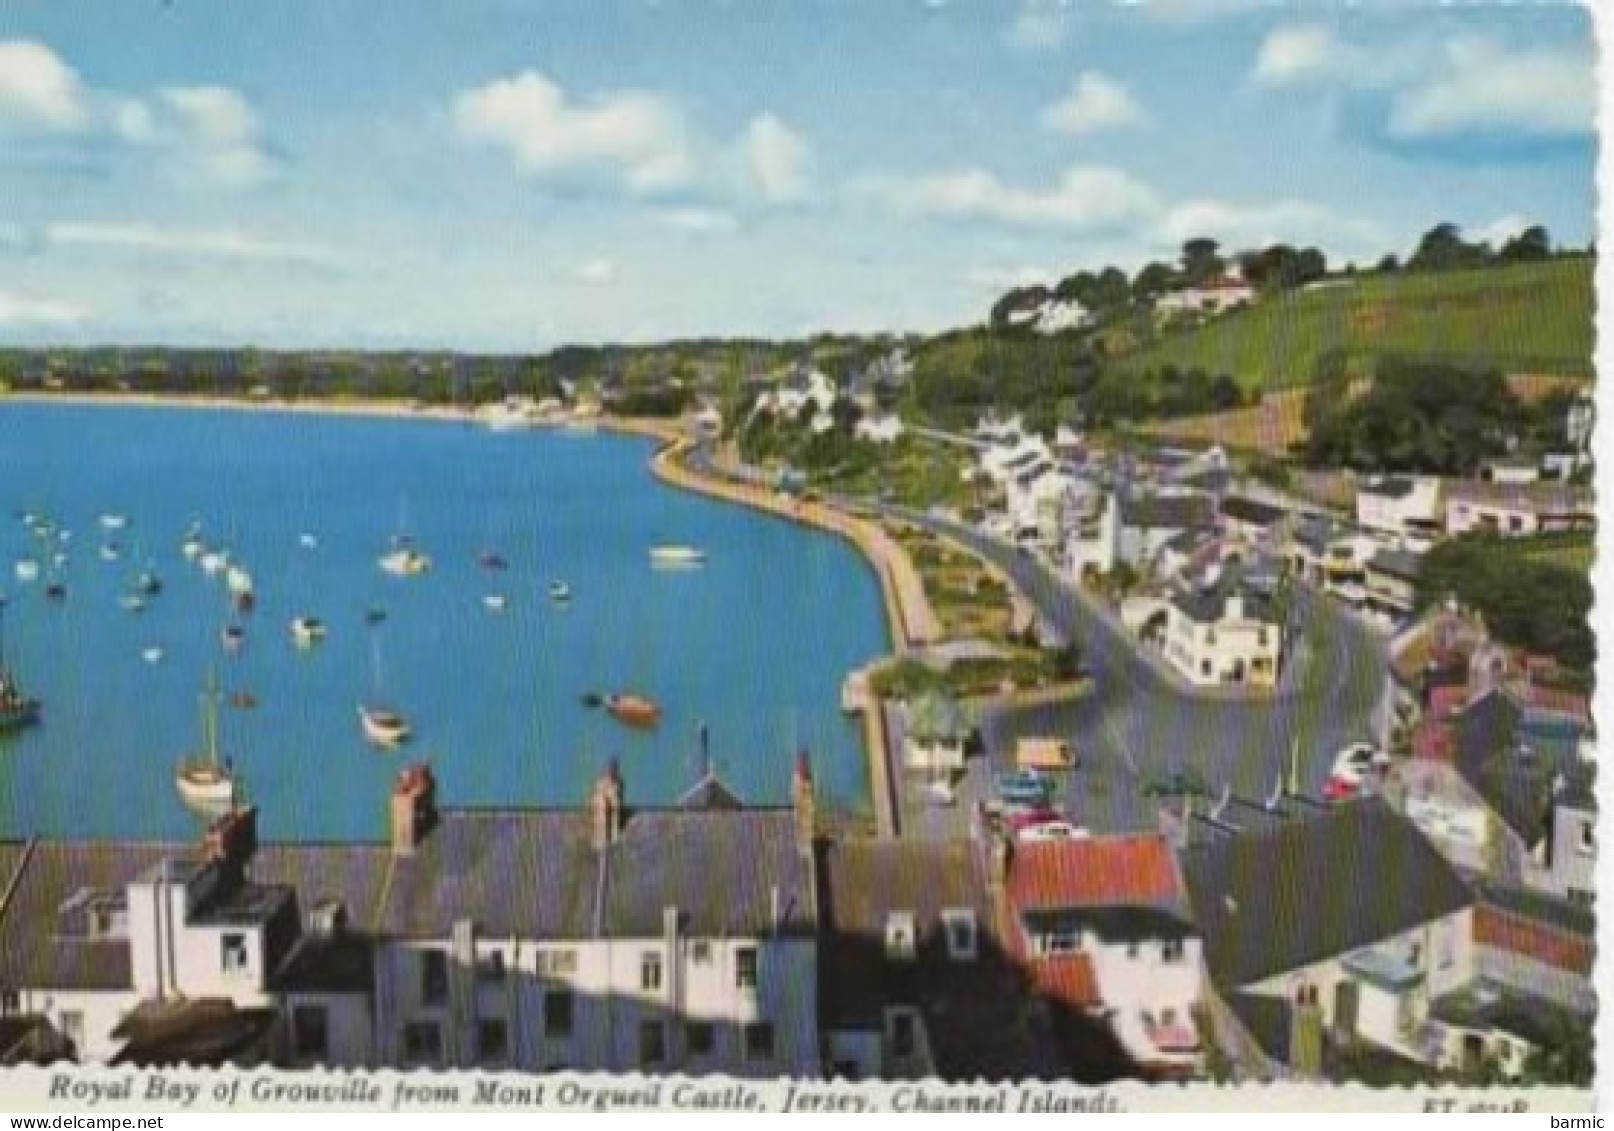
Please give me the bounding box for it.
[379,548,432,577]
[479,552,509,571]
[483,594,508,613]
[299,533,319,550]
[222,625,246,652]
[135,570,162,596]
[99,514,128,531]
[176,674,236,817]
[182,536,206,560]
[226,567,254,596]
[291,617,327,647]
[45,583,65,603]
[121,594,146,613]
[231,692,258,710]
[548,580,572,602]
[142,647,165,665]
[364,608,388,626]
[51,553,67,569]
[235,590,256,614]
[0,604,42,732]
[581,692,603,709]
[99,544,121,563]
[359,705,412,747]
[605,693,662,729]
[200,551,229,576]
[650,545,706,566]
[13,560,39,583]
[57,529,70,544]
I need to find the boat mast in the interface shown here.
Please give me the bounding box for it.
[203,671,221,770]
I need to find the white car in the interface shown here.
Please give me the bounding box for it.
[1017,821,1091,843]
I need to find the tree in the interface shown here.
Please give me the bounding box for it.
[1376,253,1400,273]
[1132,261,1177,302]
[1180,237,1224,284]
[1499,225,1552,263]
[1408,223,1483,272]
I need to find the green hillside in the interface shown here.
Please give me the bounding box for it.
[1109,257,1595,391]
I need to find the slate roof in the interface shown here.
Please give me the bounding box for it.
[816,838,1062,1081]
[1454,688,1590,848]
[1367,548,1424,583]
[1178,798,1475,988]
[1120,493,1214,532]
[1220,496,1287,528]
[1169,577,1280,626]
[1291,515,1349,554]
[1363,477,1416,500]
[1428,982,1593,1048]
[1224,991,1438,1082]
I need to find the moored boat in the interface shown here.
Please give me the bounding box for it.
[175,674,236,817]
[605,693,662,729]
[650,545,706,566]
[483,594,508,613]
[222,625,246,652]
[226,566,255,595]
[299,533,319,550]
[291,617,327,647]
[0,601,41,732]
[142,647,165,665]
[200,551,229,576]
[13,559,39,583]
[479,552,509,570]
[548,580,572,602]
[99,514,128,531]
[121,594,146,613]
[359,705,412,747]
[99,544,121,563]
[379,548,432,577]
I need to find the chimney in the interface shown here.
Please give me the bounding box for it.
[1289,985,1325,1079]
[390,765,438,857]
[792,750,816,853]
[590,760,626,850]
[202,805,258,878]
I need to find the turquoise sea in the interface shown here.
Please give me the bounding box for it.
[0,405,887,841]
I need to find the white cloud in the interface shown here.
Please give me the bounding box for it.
[1250,24,1348,86]
[44,223,343,267]
[1160,198,1385,254]
[1386,38,1595,139]
[1005,4,1073,51]
[573,257,617,285]
[0,290,88,327]
[453,70,695,194]
[1130,0,1278,27]
[742,114,813,204]
[1043,72,1146,136]
[651,206,741,234]
[0,41,91,131]
[871,166,1161,232]
[1469,214,1534,248]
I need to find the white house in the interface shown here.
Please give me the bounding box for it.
[1479,457,1541,485]
[1006,297,1092,335]
[981,434,1053,486]
[1162,574,1283,689]
[1005,834,1204,1075]
[1356,477,1443,547]
[1444,481,1596,538]
[1064,489,1120,579]
[1183,798,1481,1081]
[854,412,905,445]
[902,691,970,775]
[761,367,837,421]
[1005,462,1074,548]
[0,761,824,1079]
[1154,278,1255,319]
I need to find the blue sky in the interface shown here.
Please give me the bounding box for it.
[0,0,1598,349]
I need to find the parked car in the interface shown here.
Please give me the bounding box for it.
[1324,742,1389,801]
[996,769,1053,805]
[1018,821,1090,843]
[1006,806,1062,835]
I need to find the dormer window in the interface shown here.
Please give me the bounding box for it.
[1579,820,1596,856]
[885,912,917,961]
[220,933,249,976]
[942,909,978,961]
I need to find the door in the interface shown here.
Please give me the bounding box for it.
[1333,980,1359,1042]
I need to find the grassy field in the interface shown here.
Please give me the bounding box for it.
[889,525,1014,640]
[1111,257,1595,392]
[822,434,975,510]
[1148,373,1587,452]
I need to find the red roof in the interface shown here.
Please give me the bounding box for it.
[1007,835,1181,911]
[1031,954,1102,1010]
[1474,907,1593,975]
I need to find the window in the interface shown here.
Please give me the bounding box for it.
[1161,938,1185,963]
[685,1022,716,1059]
[420,950,448,1005]
[1507,516,1524,533]
[291,1005,328,1061]
[1125,942,1140,960]
[477,950,506,983]
[885,912,917,961]
[942,910,977,961]
[891,1011,916,1059]
[536,948,578,978]
[59,1010,84,1054]
[1160,1008,1177,1028]
[1569,889,1595,909]
[736,947,758,990]
[543,991,574,1039]
[402,1021,441,1065]
[641,952,663,993]
[1580,820,1596,855]
[478,1018,508,1064]
[639,1021,666,1066]
[1045,928,1080,955]
[1258,629,1270,647]
[744,1022,775,1061]
[0,990,18,1016]
[1200,660,1211,677]
[221,933,249,976]
[690,941,712,964]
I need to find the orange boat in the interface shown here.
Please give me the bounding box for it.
[606,693,662,729]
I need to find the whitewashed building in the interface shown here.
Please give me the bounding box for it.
[1356,477,1443,547]
[1162,574,1283,689]
[1154,278,1255,319]
[1444,481,1596,538]
[854,412,905,445]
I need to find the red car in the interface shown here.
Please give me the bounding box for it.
[1006,806,1063,834]
[1323,776,1360,802]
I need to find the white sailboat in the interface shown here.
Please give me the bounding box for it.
[359,631,411,747]
[176,674,238,817]
[378,495,431,577]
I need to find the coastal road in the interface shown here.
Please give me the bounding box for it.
[866,506,1391,835]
